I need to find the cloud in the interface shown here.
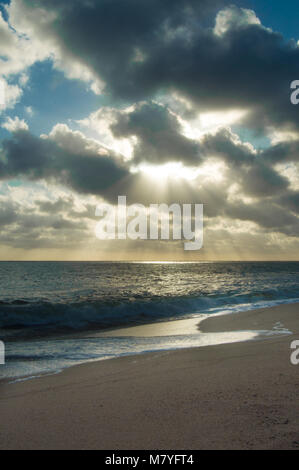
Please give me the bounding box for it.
[6,0,299,136]
[25,106,34,116]
[0,10,47,77]
[0,125,130,196]
[0,10,48,114]
[199,128,290,197]
[0,78,22,112]
[0,0,298,256]
[0,111,294,206]
[0,196,90,250]
[6,0,105,94]
[2,116,29,132]
[275,191,299,215]
[225,199,299,237]
[110,101,201,165]
[6,0,225,100]
[214,5,261,36]
[263,139,299,164]
[108,105,292,198]
[0,199,19,227]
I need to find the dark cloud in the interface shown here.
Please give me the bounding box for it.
[111,101,201,164]
[240,161,289,197]
[111,110,291,198]
[0,121,292,204]
[199,128,290,197]
[0,201,18,227]
[201,128,255,166]
[0,128,129,195]
[37,197,75,214]
[263,140,299,164]
[1,0,298,250]
[0,196,91,250]
[275,191,299,215]
[37,197,98,219]
[225,200,299,237]
[14,0,299,133]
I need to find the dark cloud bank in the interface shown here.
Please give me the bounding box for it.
[16,0,299,130]
[1,0,299,250]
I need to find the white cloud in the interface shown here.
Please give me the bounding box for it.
[19,73,29,87]
[77,107,136,160]
[0,10,48,113]
[214,6,261,37]
[2,116,29,132]
[6,1,104,95]
[46,123,124,162]
[25,105,34,116]
[0,1,102,118]
[0,12,48,78]
[0,79,5,106]
[0,79,22,112]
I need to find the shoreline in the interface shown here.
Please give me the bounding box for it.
[0,302,298,449]
[1,299,297,385]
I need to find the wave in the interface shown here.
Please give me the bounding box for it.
[1,291,299,339]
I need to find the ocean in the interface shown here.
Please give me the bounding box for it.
[0,261,298,381]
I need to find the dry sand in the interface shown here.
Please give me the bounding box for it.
[0,303,298,450]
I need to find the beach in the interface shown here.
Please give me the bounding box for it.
[0,302,298,450]
[0,0,298,453]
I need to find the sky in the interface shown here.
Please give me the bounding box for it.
[0,0,298,261]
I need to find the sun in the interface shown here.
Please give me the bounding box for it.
[136,162,198,181]
[135,161,225,182]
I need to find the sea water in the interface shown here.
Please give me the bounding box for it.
[0,261,298,380]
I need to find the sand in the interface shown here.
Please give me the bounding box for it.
[0,303,298,450]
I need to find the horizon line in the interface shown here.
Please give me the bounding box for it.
[0,259,298,263]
